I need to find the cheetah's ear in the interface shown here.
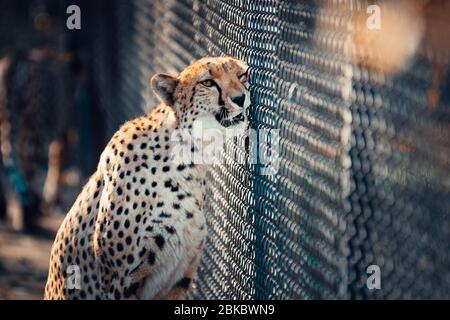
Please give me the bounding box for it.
[150,73,179,106]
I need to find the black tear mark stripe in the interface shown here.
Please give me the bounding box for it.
[213,80,225,106]
[198,78,225,106]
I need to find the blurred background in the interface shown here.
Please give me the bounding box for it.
[0,0,111,298]
[0,0,449,299]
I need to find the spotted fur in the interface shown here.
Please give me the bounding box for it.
[44,57,249,300]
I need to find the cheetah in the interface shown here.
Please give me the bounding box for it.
[44,56,250,299]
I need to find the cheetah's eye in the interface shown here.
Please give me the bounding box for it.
[239,72,248,84]
[200,79,214,87]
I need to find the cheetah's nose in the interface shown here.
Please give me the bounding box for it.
[230,95,246,109]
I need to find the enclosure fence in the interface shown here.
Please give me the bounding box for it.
[91,0,450,299]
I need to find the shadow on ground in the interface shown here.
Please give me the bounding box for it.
[0,215,64,299]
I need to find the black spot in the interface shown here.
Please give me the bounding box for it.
[159,212,171,218]
[125,236,132,245]
[140,143,147,149]
[124,282,140,298]
[125,157,130,164]
[162,166,170,172]
[117,243,124,251]
[175,277,191,289]
[154,154,161,161]
[165,226,176,234]
[177,194,185,200]
[127,144,133,151]
[177,164,186,171]
[148,251,156,265]
[153,234,165,250]
[140,178,146,184]
[164,180,173,188]
[186,212,194,219]
[117,187,123,195]
[127,254,134,264]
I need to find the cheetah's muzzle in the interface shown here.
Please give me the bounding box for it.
[215,109,245,128]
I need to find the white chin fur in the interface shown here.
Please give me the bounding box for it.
[192,114,248,142]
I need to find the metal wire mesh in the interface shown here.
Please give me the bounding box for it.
[91,0,450,299]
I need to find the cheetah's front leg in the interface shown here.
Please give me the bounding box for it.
[157,253,203,300]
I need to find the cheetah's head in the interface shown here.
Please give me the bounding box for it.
[150,57,250,134]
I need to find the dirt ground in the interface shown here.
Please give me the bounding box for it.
[0,214,64,299]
